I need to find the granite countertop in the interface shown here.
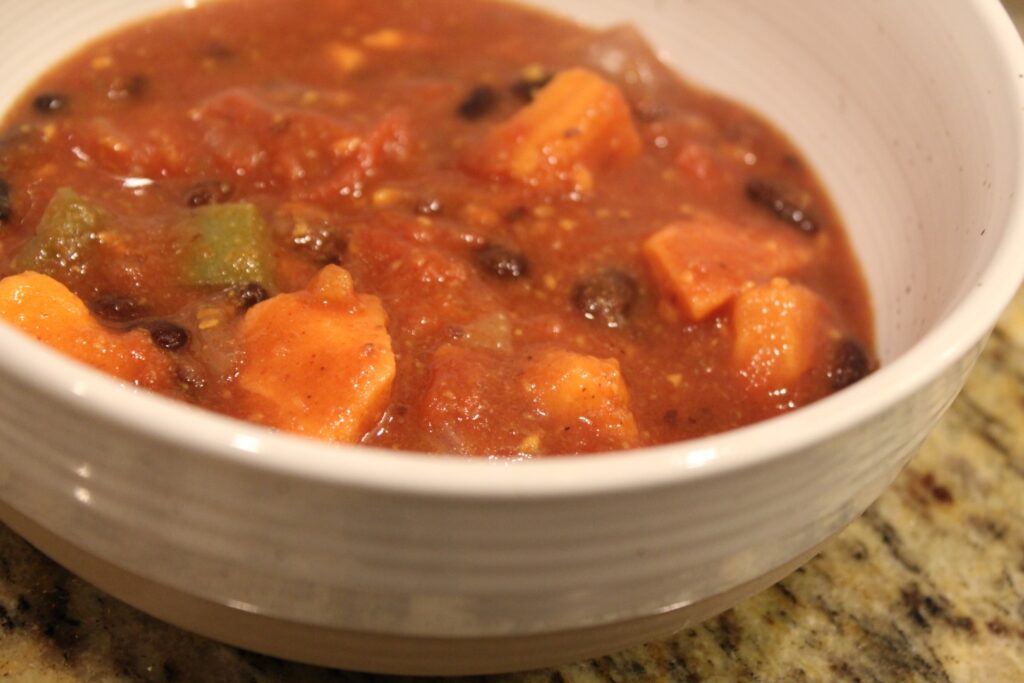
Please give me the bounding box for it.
[3,17,1024,683]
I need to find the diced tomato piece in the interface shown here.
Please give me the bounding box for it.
[345,220,499,342]
[419,344,514,455]
[347,221,472,288]
[236,265,395,442]
[199,89,350,182]
[68,113,198,178]
[305,109,411,200]
[195,90,273,175]
[732,278,830,390]
[463,68,641,195]
[0,271,175,389]
[196,89,410,199]
[521,348,639,451]
[642,215,813,321]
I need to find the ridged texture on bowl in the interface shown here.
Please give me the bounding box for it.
[0,343,982,636]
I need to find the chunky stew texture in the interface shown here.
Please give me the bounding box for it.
[0,0,875,456]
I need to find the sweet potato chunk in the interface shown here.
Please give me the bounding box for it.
[237,264,395,442]
[522,349,639,450]
[463,67,641,194]
[643,216,812,321]
[0,272,175,389]
[732,278,829,390]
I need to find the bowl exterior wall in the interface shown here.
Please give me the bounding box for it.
[0,342,981,637]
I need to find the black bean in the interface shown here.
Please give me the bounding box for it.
[292,227,346,265]
[175,364,206,393]
[475,244,528,279]
[90,294,145,323]
[510,73,554,102]
[185,180,233,208]
[827,337,871,390]
[107,74,148,101]
[457,86,500,120]
[32,93,69,114]
[573,269,638,328]
[147,321,190,351]
[0,179,10,223]
[745,179,818,234]
[235,282,269,310]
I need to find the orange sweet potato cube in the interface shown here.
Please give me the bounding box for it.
[731,278,828,390]
[463,67,641,195]
[238,264,395,443]
[0,271,176,389]
[642,216,812,321]
[521,348,639,450]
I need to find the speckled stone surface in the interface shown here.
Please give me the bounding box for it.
[2,14,1024,683]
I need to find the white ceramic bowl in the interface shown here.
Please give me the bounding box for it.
[0,0,1022,675]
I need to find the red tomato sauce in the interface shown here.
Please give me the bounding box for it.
[0,0,875,456]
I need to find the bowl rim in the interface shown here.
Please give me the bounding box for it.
[0,0,1022,500]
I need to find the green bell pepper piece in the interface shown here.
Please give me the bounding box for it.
[182,202,274,289]
[17,187,103,277]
